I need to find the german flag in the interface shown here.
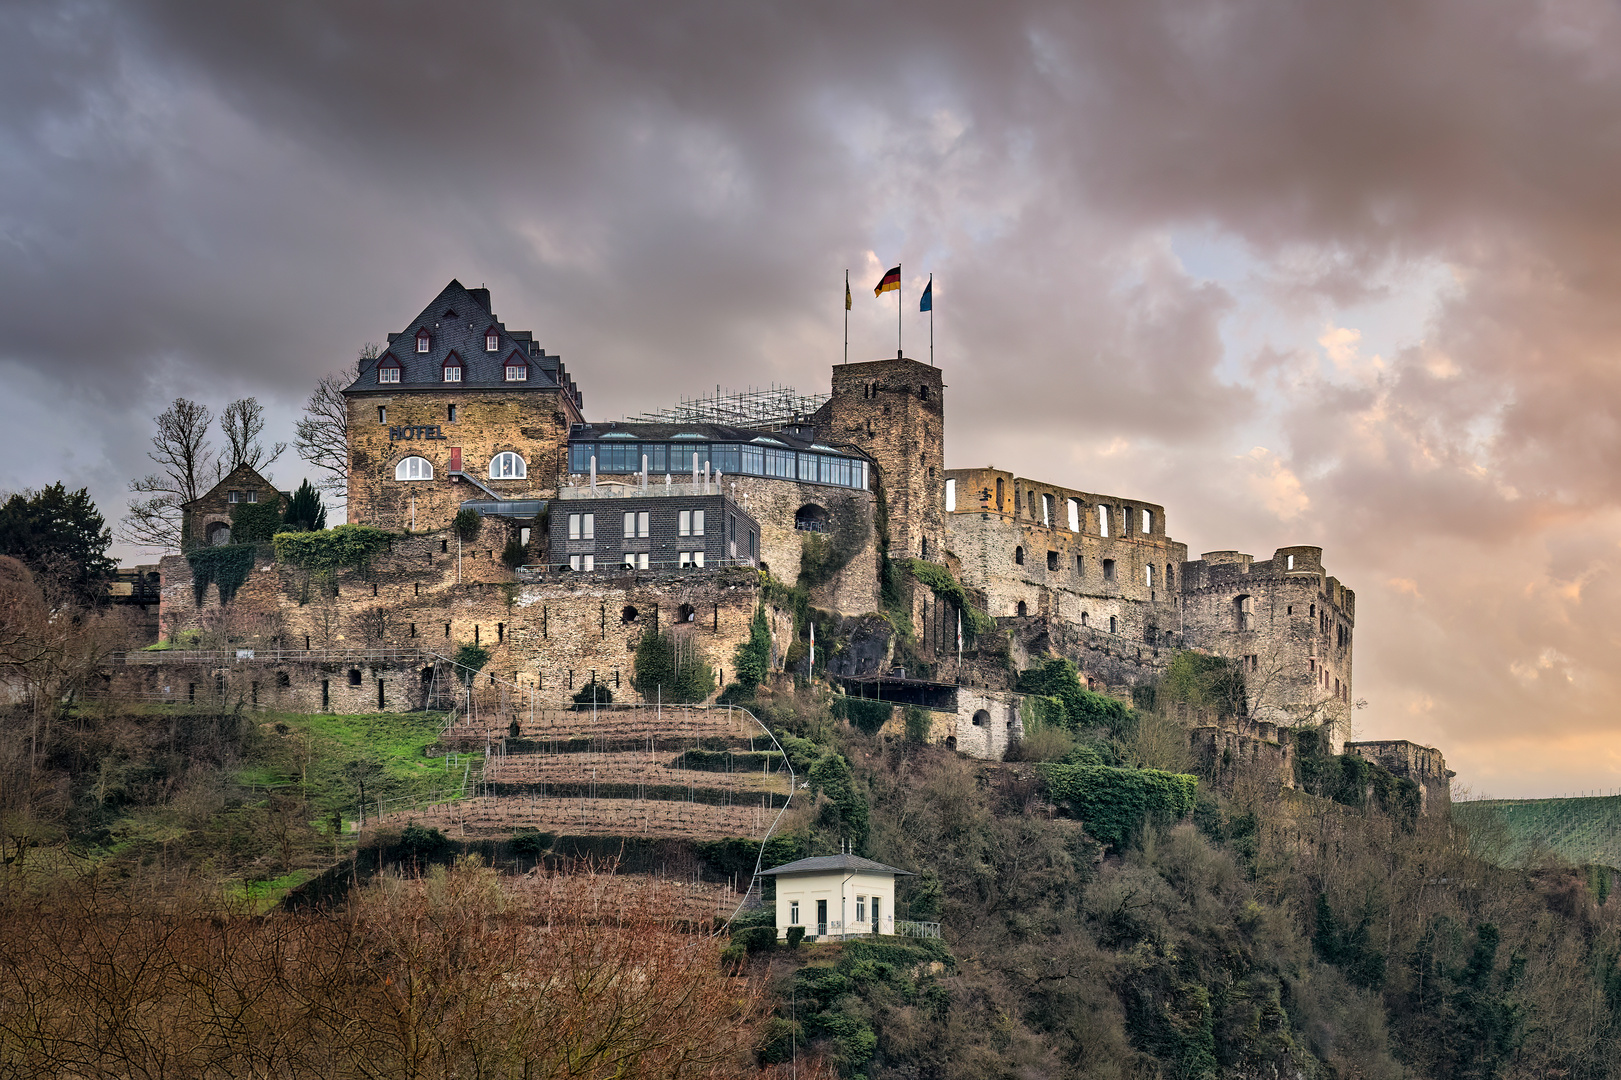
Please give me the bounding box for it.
[873,265,901,297]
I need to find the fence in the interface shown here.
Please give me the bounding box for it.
[112,647,436,667]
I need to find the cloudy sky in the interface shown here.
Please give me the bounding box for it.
[6,0,1621,796]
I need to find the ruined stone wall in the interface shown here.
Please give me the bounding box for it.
[1179,546,1355,751]
[1347,740,1452,815]
[820,358,945,561]
[1189,715,1296,791]
[345,388,573,531]
[944,468,1187,656]
[113,659,434,715]
[156,516,764,708]
[726,476,879,615]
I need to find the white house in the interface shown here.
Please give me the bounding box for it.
[760,854,914,940]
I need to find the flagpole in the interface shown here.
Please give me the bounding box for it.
[898,261,903,358]
[844,270,849,365]
[929,273,934,367]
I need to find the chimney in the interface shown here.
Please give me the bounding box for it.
[468,287,492,312]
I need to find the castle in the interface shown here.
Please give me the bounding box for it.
[146,278,1433,778]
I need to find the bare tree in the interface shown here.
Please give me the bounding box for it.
[220,397,286,476]
[294,346,370,501]
[120,398,215,552]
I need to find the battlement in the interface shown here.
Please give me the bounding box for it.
[1346,740,1453,814]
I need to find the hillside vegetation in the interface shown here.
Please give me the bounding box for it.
[1456,795,1621,871]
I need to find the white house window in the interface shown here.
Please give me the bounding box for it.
[623,552,648,570]
[505,361,528,381]
[378,362,400,384]
[678,551,706,568]
[568,554,595,572]
[415,330,430,353]
[623,511,648,538]
[485,329,500,352]
[443,362,462,382]
[789,901,800,926]
[568,513,595,540]
[395,456,433,481]
[490,452,527,479]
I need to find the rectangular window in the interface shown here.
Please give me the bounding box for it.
[1042,493,1053,526]
[1047,551,1059,571]
[693,550,704,567]
[1067,498,1080,532]
[568,554,595,572]
[749,530,757,557]
[519,527,530,546]
[678,510,691,536]
[443,366,461,382]
[945,477,957,511]
[246,490,257,503]
[379,366,400,383]
[378,406,387,423]
[1146,564,1154,587]
[856,896,866,923]
[790,901,800,926]
[679,551,691,568]
[623,553,648,570]
[568,513,594,540]
[228,491,241,504]
[486,331,499,352]
[1142,509,1153,534]
[689,509,705,536]
[637,511,648,537]
[624,512,636,539]
[1103,558,1116,582]
[1098,505,1110,538]
[569,514,581,540]
[506,365,527,381]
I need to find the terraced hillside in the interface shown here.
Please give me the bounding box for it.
[1456,794,1621,869]
[384,699,796,847]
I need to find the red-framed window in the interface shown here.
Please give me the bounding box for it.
[442,351,463,383]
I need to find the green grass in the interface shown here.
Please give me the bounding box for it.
[1455,795,1621,869]
[245,710,469,819]
[224,869,320,912]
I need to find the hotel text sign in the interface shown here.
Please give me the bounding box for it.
[389,425,449,442]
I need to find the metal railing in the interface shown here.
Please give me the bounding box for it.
[513,557,758,577]
[111,646,436,666]
[895,920,942,939]
[557,481,726,501]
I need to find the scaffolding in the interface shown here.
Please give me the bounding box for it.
[624,384,829,430]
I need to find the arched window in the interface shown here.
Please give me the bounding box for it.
[795,504,829,532]
[490,452,527,479]
[442,352,463,382]
[1016,600,1028,617]
[995,477,1004,510]
[1080,611,1089,627]
[396,456,433,480]
[971,710,989,727]
[1014,546,1024,565]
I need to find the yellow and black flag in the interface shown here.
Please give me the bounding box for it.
[874,265,901,297]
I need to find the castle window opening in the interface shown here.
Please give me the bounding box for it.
[1098,505,1110,537]
[1047,550,1059,571]
[409,623,417,637]
[1080,612,1089,626]
[520,527,530,546]
[920,385,930,400]
[1145,564,1154,587]
[275,671,290,688]
[206,521,231,546]
[928,466,935,479]
[1067,498,1080,532]
[444,623,451,637]
[1142,509,1153,534]
[1287,554,1294,569]
[972,709,989,727]
[441,539,448,552]
[490,451,527,479]
[377,679,386,709]
[945,478,957,511]
[678,603,695,623]
[794,505,829,532]
[996,477,1004,510]
[1109,615,1117,634]
[378,406,387,423]
[1310,603,1315,618]
[1165,563,1173,587]
[622,605,638,624]
[1102,558,1116,582]
[474,625,480,644]
[1076,554,1084,575]
[1235,594,1254,631]
[1028,491,1037,518]
[395,456,433,481]
[415,328,431,352]
[497,623,505,643]
[1042,493,1054,526]
[921,537,929,557]
[1287,605,1292,615]
[448,403,458,421]
[1014,546,1025,566]
[347,668,361,686]
[1016,601,1028,617]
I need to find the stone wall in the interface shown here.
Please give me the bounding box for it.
[180,464,286,549]
[1189,715,1296,790]
[1346,739,1453,815]
[114,657,435,715]
[1179,546,1355,751]
[819,357,945,561]
[726,476,879,615]
[345,388,575,532]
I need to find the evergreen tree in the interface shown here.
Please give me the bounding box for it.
[282,480,327,532]
[732,605,771,690]
[0,483,117,604]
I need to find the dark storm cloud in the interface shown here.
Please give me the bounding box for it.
[6,0,1621,791]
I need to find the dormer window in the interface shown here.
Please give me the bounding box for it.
[415,328,431,353]
[504,352,529,382]
[377,354,402,384]
[485,327,500,352]
[442,351,463,383]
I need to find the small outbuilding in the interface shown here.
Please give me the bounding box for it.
[760,854,914,940]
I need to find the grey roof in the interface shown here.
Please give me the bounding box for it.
[343,280,582,407]
[758,854,915,877]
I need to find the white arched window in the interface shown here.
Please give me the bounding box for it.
[395,456,433,481]
[490,452,527,479]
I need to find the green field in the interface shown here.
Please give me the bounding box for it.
[1454,794,1621,869]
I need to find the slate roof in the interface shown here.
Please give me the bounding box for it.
[758,854,915,877]
[343,280,583,408]
[571,420,871,460]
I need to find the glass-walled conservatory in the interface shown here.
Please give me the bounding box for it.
[568,436,869,490]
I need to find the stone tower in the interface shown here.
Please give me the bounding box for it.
[818,356,945,560]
